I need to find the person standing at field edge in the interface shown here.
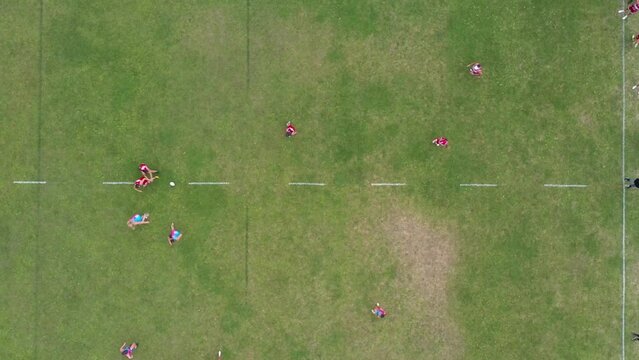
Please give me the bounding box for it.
[120,342,138,359]
[620,0,639,20]
[625,178,639,188]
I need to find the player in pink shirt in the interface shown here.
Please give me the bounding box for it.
[467,62,482,77]
[138,163,158,180]
[168,222,183,246]
[371,303,386,318]
[432,137,449,148]
[285,121,297,137]
[119,342,138,359]
[620,1,639,19]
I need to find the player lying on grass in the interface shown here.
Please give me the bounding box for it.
[620,1,639,20]
[371,303,386,318]
[168,223,183,246]
[133,175,156,192]
[127,213,150,229]
[139,163,158,179]
[285,121,297,137]
[467,62,483,77]
[119,342,138,359]
[432,137,449,147]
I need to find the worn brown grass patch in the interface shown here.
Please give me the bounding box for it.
[382,208,463,358]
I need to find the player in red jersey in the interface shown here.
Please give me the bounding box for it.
[138,163,158,180]
[620,1,639,20]
[133,176,153,192]
[432,137,449,148]
[285,121,297,137]
[467,62,482,77]
[371,303,386,318]
[633,33,639,48]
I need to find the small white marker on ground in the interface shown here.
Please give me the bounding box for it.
[13,180,47,184]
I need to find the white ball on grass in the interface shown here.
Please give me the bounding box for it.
[169,181,176,187]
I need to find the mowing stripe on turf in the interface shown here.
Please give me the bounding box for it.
[13,180,46,184]
[459,183,497,187]
[543,184,587,188]
[371,183,406,186]
[288,182,325,186]
[102,181,133,185]
[188,182,230,185]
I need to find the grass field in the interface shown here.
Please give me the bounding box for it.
[0,0,631,359]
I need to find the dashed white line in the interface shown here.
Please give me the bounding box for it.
[288,182,325,186]
[543,184,587,188]
[13,180,46,184]
[102,181,133,185]
[459,183,497,187]
[371,183,406,186]
[188,182,230,185]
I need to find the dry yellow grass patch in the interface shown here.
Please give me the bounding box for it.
[382,207,463,358]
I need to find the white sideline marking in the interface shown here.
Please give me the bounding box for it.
[188,182,230,185]
[13,180,46,184]
[621,9,627,360]
[288,182,325,186]
[371,183,406,186]
[543,184,587,188]
[459,183,497,187]
[102,181,133,185]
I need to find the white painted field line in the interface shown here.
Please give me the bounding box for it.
[188,182,230,185]
[459,183,497,187]
[13,180,46,184]
[543,184,587,188]
[621,9,627,360]
[371,183,406,186]
[288,182,325,186]
[102,181,133,185]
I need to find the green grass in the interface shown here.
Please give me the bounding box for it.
[0,0,627,359]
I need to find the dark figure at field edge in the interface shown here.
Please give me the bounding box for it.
[625,178,639,188]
